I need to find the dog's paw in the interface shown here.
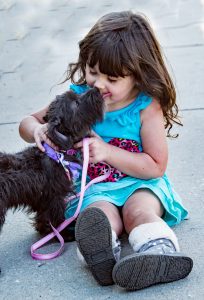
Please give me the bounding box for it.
[34,220,51,235]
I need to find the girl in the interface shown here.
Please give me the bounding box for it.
[19,11,193,291]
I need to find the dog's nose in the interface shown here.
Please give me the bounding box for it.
[91,87,100,93]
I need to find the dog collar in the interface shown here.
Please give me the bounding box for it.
[43,142,82,181]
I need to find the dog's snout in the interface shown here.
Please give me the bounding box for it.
[92,87,100,93]
[88,87,100,95]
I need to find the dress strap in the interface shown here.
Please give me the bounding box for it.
[134,92,152,112]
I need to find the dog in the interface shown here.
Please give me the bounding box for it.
[0,87,104,244]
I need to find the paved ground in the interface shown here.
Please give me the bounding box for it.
[0,0,204,299]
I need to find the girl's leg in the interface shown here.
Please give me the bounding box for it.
[112,189,193,290]
[75,200,123,286]
[122,188,164,233]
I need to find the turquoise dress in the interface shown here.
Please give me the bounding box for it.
[65,84,188,227]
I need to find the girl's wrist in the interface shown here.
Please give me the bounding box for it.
[104,142,113,163]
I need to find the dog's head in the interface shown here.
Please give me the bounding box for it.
[43,88,104,150]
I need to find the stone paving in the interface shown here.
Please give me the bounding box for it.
[0,0,204,299]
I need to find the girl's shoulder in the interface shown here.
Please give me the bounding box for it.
[133,92,153,112]
[140,97,163,123]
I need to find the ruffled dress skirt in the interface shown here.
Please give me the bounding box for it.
[65,174,188,227]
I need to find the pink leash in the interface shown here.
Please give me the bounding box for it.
[31,138,110,260]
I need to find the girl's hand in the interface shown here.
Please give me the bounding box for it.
[75,136,111,163]
[33,123,58,152]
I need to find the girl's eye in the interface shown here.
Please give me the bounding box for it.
[108,78,117,83]
[90,70,97,75]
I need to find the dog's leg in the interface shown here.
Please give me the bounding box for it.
[34,211,76,242]
[33,212,52,235]
[33,195,66,235]
[0,202,7,233]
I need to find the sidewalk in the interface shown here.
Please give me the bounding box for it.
[0,1,204,299]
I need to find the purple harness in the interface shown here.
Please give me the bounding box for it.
[43,142,81,180]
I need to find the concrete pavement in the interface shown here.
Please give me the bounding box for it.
[0,0,204,299]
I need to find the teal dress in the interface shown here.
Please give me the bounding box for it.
[65,84,188,227]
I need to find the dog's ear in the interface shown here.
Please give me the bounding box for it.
[47,123,74,148]
[43,102,59,124]
[45,91,79,128]
[45,91,80,149]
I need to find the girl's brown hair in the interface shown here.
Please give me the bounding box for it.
[64,11,182,136]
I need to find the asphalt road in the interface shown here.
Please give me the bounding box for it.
[0,0,204,299]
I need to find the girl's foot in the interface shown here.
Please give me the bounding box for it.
[112,238,193,290]
[75,207,120,286]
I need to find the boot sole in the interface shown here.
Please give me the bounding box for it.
[112,252,193,290]
[75,207,116,286]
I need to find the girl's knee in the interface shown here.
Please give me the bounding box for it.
[123,206,162,233]
[123,207,147,227]
[122,190,164,232]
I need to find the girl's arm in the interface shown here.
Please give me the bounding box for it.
[76,99,168,179]
[19,106,57,152]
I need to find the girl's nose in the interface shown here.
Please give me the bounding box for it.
[94,78,105,91]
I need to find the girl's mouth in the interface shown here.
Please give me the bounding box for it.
[102,92,112,99]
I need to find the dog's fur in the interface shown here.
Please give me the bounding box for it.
[0,88,104,242]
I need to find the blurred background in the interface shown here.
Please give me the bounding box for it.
[1,0,204,151]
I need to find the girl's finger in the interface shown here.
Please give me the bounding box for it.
[43,136,58,151]
[35,136,45,152]
[74,141,83,148]
[89,149,95,157]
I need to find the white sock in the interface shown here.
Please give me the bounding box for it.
[111,230,121,261]
[111,230,119,248]
[128,222,180,252]
[76,247,87,266]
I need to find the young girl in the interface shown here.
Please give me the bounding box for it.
[19,11,193,291]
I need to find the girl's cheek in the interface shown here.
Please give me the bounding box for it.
[86,75,94,86]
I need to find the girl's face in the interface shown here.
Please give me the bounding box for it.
[85,63,138,111]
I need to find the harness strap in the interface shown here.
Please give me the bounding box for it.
[31,138,110,260]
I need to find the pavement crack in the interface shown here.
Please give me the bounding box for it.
[165,43,204,49]
[2,71,15,74]
[0,3,16,11]
[0,121,19,126]
[181,107,204,112]
[162,21,203,30]
[1,62,24,76]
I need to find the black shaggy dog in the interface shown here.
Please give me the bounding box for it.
[0,87,104,243]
